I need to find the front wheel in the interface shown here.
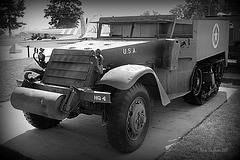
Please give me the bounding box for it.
[24,112,61,129]
[107,83,150,153]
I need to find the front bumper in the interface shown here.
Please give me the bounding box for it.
[10,80,111,120]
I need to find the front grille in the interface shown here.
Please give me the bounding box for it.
[43,49,95,88]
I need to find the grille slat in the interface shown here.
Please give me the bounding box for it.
[46,69,88,80]
[51,54,91,64]
[49,62,90,72]
[43,77,86,87]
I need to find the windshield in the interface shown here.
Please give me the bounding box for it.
[82,22,98,38]
[99,22,158,38]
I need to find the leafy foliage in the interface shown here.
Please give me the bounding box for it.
[44,0,84,28]
[0,0,26,36]
[141,10,160,16]
[169,0,225,19]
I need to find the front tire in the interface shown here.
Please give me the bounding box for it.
[107,83,150,153]
[24,112,61,129]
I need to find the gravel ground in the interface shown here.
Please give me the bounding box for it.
[0,58,33,102]
[158,85,240,160]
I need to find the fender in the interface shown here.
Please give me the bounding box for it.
[96,65,170,106]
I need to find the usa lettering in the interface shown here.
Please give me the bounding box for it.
[123,47,137,54]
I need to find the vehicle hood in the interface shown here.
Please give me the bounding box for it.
[58,40,149,51]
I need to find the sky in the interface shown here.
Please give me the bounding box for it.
[18,0,185,30]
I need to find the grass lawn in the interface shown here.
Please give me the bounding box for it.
[158,86,240,160]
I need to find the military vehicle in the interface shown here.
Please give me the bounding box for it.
[11,15,229,153]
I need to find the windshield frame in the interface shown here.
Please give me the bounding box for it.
[97,22,163,39]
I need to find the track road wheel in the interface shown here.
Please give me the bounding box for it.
[107,83,150,153]
[192,68,202,97]
[24,112,61,129]
[184,67,203,105]
[214,61,224,88]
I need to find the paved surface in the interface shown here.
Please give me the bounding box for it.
[0,87,236,160]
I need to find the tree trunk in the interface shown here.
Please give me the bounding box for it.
[8,14,12,37]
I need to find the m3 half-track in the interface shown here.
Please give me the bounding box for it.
[11,15,229,153]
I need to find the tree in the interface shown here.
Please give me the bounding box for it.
[0,0,26,36]
[169,0,225,19]
[169,1,199,19]
[141,10,160,16]
[44,0,84,28]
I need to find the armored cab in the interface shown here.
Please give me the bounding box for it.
[10,15,229,153]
